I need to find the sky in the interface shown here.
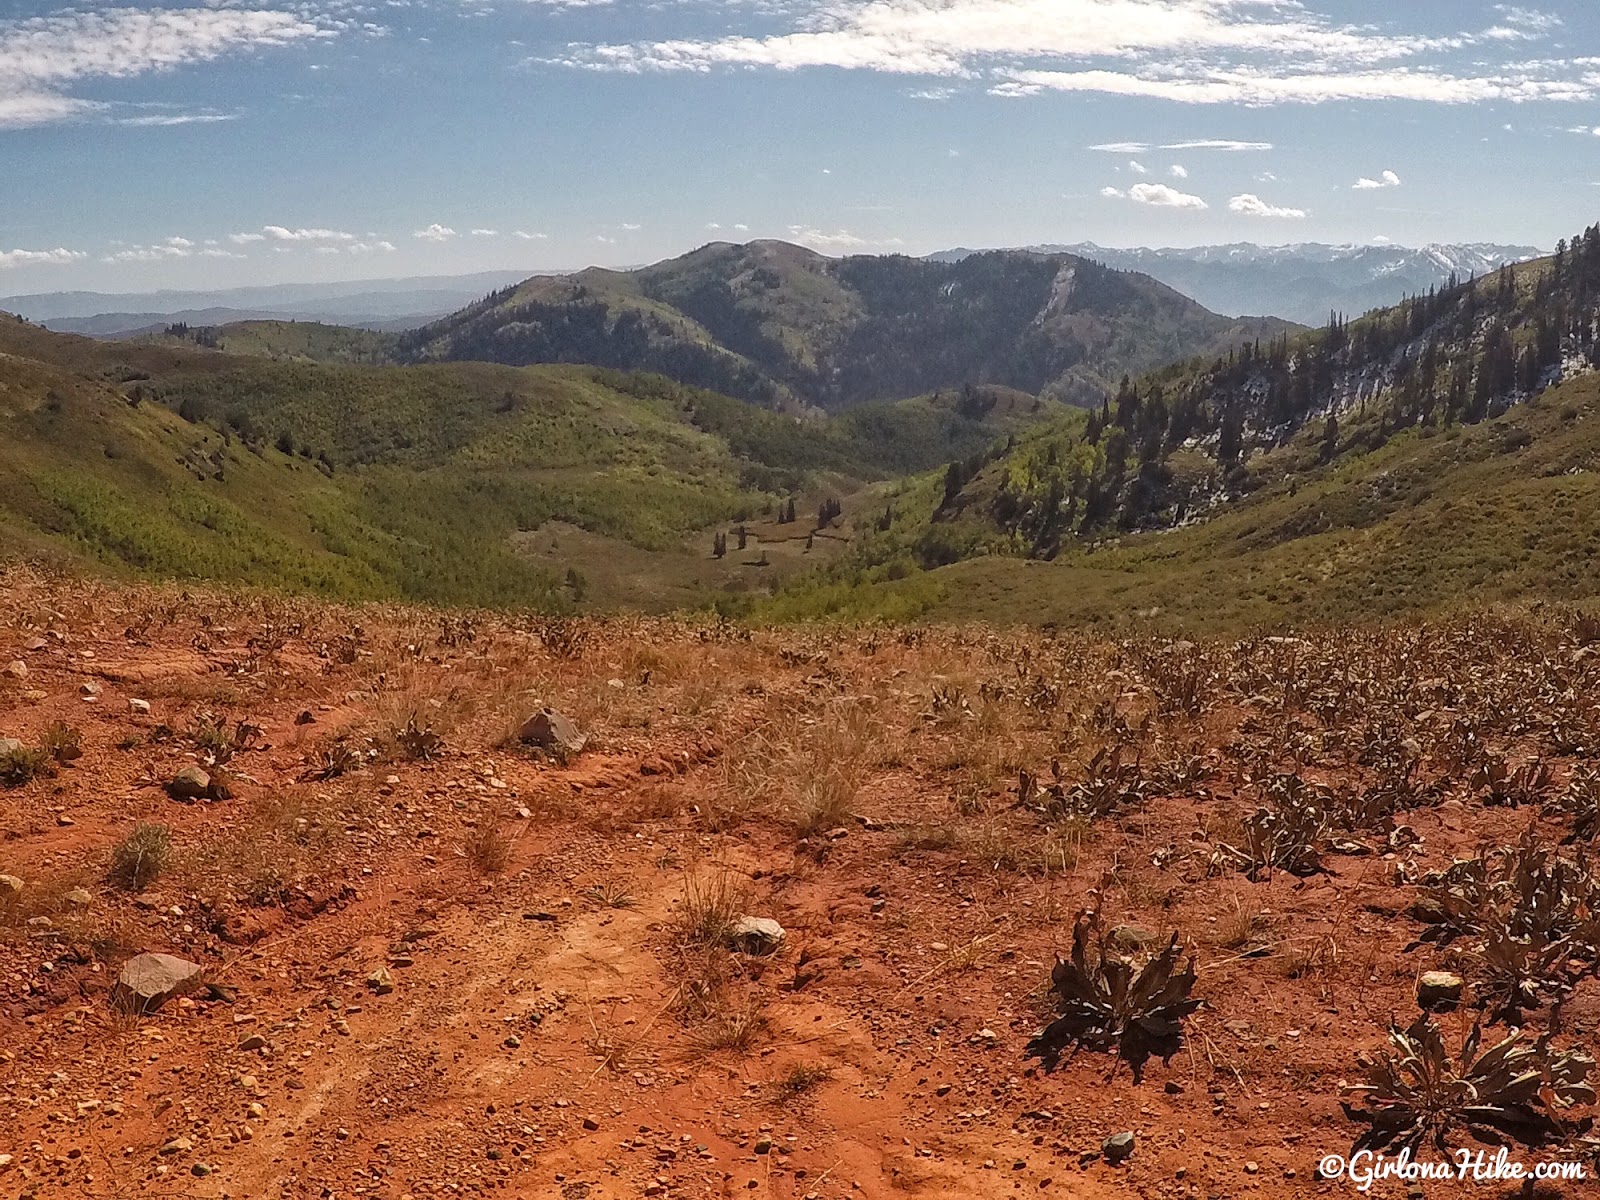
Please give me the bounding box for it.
[2,0,1600,295]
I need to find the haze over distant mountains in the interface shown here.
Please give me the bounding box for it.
[0,271,541,336]
[928,242,1544,325]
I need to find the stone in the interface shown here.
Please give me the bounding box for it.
[238,1034,266,1051]
[728,916,785,956]
[113,953,205,1014]
[0,738,23,758]
[581,1115,600,1131]
[0,874,22,904]
[1108,924,1160,950]
[754,1137,773,1155]
[516,708,587,754]
[167,766,230,802]
[64,887,92,907]
[159,1136,193,1155]
[367,966,395,995]
[2,660,28,681]
[1102,1132,1135,1164]
[1417,970,1464,1011]
[78,681,102,699]
[129,699,151,715]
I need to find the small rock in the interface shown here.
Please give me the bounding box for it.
[1102,1132,1135,1164]
[581,1115,600,1131]
[2,660,28,681]
[79,681,102,699]
[503,1034,521,1049]
[64,887,92,906]
[192,1163,212,1177]
[0,737,23,758]
[167,766,230,802]
[1109,924,1160,950]
[112,952,205,1014]
[0,1152,12,1169]
[1417,970,1464,1011]
[238,1034,266,1052]
[0,874,22,903]
[1244,1161,1260,1175]
[754,1137,773,1155]
[367,966,395,995]
[728,916,785,956]
[516,708,587,754]
[159,1136,194,1155]
[294,711,316,725]
[129,699,151,715]
[57,813,74,826]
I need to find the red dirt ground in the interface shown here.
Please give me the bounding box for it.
[0,576,1595,1199]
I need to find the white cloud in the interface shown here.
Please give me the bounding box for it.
[544,2,1588,108]
[1103,182,1208,209]
[262,226,357,243]
[0,246,85,269]
[786,225,904,251]
[469,228,500,237]
[1228,193,1308,218]
[116,111,237,127]
[512,230,548,240]
[1163,139,1274,151]
[734,223,750,232]
[0,7,331,129]
[1169,164,1188,178]
[413,223,457,242]
[1128,159,1148,174]
[620,222,642,231]
[1352,169,1402,189]
[349,241,396,254]
[104,236,201,263]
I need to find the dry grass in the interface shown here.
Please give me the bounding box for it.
[674,870,749,948]
[462,822,514,876]
[107,822,172,892]
[774,1063,834,1100]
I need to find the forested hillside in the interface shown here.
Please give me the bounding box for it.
[396,240,1295,412]
[924,225,1600,559]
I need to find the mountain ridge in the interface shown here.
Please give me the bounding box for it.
[396,239,1297,412]
[928,241,1544,324]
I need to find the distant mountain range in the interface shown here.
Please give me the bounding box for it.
[396,240,1295,410]
[0,271,542,336]
[927,242,1544,325]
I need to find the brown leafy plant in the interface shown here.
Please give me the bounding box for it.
[1026,910,1202,1083]
[1342,1016,1594,1154]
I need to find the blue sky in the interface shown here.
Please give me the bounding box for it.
[2,0,1598,293]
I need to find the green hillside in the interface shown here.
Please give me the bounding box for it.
[754,224,1600,630]
[395,240,1297,411]
[0,316,1061,610]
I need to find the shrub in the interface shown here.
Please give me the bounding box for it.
[108,823,172,891]
[1343,1017,1595,1153]
[1027,910,1201,1083]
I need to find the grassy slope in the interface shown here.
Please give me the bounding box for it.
[0,317,1064,611]
[913,372,1600,632]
